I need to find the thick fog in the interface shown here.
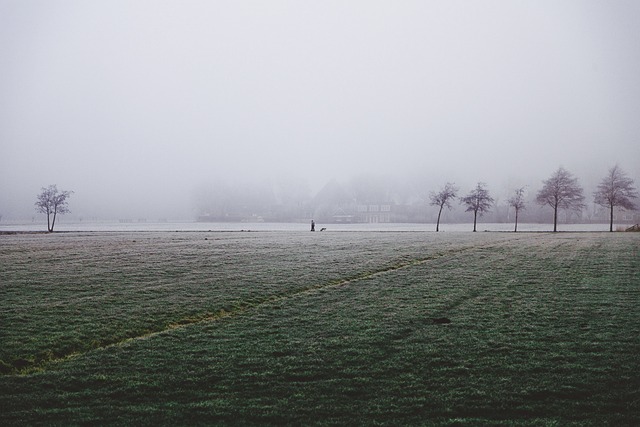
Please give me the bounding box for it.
[1,1,639,221]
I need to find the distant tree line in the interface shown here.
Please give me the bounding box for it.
[34,165,638,232]
[191,164,638,232]
[422,165,637,232]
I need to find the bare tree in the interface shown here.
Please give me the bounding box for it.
[536,167,585,232]
[594,164,638,232]
[507,187,526,232]
[460,182,494,232]
[35,185,73,232]
[429,182,458,232]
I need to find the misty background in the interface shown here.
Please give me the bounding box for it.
[1,1,639,223]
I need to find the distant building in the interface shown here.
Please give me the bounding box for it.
[356,203,393,223]
[332,208,355,223]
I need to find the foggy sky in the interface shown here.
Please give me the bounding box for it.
[1,1,639,220]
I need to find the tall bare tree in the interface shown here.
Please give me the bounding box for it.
[429,182,458,232]
[460,182,494,232]
[593,164,638,232]
[507,187,526,232]
[536,167,585,232]
[35,185,73,232]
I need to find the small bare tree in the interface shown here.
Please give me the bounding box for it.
[536,167,585,232]
[429,182,458,232]
[507,187,526,232]
[460,182,494,232]
[35,185,73,232]
[594,164,638,232]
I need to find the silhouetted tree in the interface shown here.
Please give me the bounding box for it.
[460,182,494,232]
[507,187,526,232]
[536,167,585,232]
[35,185,73,232]
[429,182,458,232]
[593,164,638,232]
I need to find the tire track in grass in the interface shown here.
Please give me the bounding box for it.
[11,235,537,375]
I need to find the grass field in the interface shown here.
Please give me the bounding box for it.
[1,230,639,425]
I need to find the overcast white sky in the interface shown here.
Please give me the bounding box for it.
[1,0,639,219]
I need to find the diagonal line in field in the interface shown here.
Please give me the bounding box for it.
[13,237,531,375]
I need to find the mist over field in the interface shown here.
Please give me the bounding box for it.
[1,1,639,221]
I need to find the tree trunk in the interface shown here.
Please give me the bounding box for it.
[514,208,518,232]
[47,208,52,232]
[436,205,443,232]
[609,204,614,232]
[473,210,478,232]
[553,205,558,232]
[50,206,57,232]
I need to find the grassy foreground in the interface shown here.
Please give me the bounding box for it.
[0,231,639,425]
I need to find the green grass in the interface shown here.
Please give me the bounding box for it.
[1,231,639,425]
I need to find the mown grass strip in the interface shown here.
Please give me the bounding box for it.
[8,239,514,376]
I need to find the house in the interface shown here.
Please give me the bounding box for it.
[356,203,393,223]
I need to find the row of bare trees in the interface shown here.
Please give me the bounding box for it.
[430,165,638,232]
[33,165,637,232]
